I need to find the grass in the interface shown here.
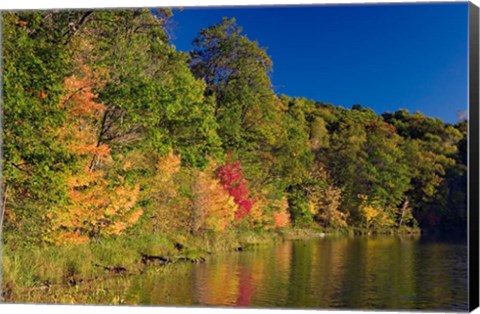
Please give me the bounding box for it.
[1,228,285,302]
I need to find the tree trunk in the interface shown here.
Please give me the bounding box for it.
[398,197,409,227]
[0,184,9,239]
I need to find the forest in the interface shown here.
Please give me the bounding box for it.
[0,9,468,300]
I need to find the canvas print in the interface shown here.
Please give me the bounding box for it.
[0,1,477,311]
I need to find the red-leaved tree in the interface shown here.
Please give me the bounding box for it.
[216,159,254,221]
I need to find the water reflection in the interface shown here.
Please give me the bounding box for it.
[129,235,467,310]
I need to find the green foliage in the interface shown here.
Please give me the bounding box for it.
[69,10,222,167]
[191,17,277,148]
[190,17,284,189]
[2,12,74,244]
[383,110,464,229]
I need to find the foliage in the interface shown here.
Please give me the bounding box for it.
[140,151,190,233]
[69,9,223,166]
[358,195,395,231]
[272,197,291,229]
[307,166,348,228]
[383,110,464,229]
[191,17,278,151]
[192,163,237,234]
[217,159,255,221]
[47,69,143,244]
[1,10,468,252]
[2,12,74,244]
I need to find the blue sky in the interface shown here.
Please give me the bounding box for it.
[167,3,469,123]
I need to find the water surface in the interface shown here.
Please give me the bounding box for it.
[123,235,468,310]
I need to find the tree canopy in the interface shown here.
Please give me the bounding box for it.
[1,10,468,248]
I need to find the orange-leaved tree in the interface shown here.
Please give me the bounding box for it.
[47,66,142,244]
[272,196,291,229]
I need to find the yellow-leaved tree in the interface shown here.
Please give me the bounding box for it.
[191,162,237,234]
[141,151,192,233]
[307,166,348,228]
[358,195,395,231]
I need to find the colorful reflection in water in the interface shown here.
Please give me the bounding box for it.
[21,235,468,310]
[127,235,468,310]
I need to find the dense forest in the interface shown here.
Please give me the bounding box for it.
[1,8,467,252]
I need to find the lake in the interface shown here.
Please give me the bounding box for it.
[101,235,467,310]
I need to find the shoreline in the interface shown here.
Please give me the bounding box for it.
[1,225,425,303]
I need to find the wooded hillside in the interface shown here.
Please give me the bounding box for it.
[1,10,468,248]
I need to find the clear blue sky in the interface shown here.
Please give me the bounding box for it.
[167,3,469,124]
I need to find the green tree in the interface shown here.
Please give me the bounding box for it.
[383,110,463,229]
[190,18,283,183]
[68,9,222,167]
[322,107,412,228]
[2,12,74,244]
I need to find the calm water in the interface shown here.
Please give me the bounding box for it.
[119,235,468,311]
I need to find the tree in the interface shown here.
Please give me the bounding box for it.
[2,12,74,244]
[306,165,347,228]
[47,68,143,244]
[325,108,370,223]
[217,159,255,221]
[191,17,277,148]
[383,110,463,229]
[68,9,222,167]
[442,120,468,232]
[363,120,411,222]
[273,97,314,188]
[140,151,189,234]
[273,210,291,229]
[318,107,412,228]
[191,18,283,187]
[192,163,237,234]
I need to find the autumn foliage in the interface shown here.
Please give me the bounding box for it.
[48,67,142,244]
[142,151,196,233]
[216,159,254,221]
[272,197,291,229]
[192,164,237,234]
[358,195,395,231]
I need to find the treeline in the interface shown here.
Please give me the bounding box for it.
[2,9,467,247]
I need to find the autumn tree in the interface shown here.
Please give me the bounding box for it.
[139,151,191,234]
[272,197,291,229]
[306,166,347,228]
[192,163,237,234]
[357,195,396,231]
[217,159,255,221]
[47,68,143,244]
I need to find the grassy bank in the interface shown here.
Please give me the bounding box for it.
[1,229,281,302]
